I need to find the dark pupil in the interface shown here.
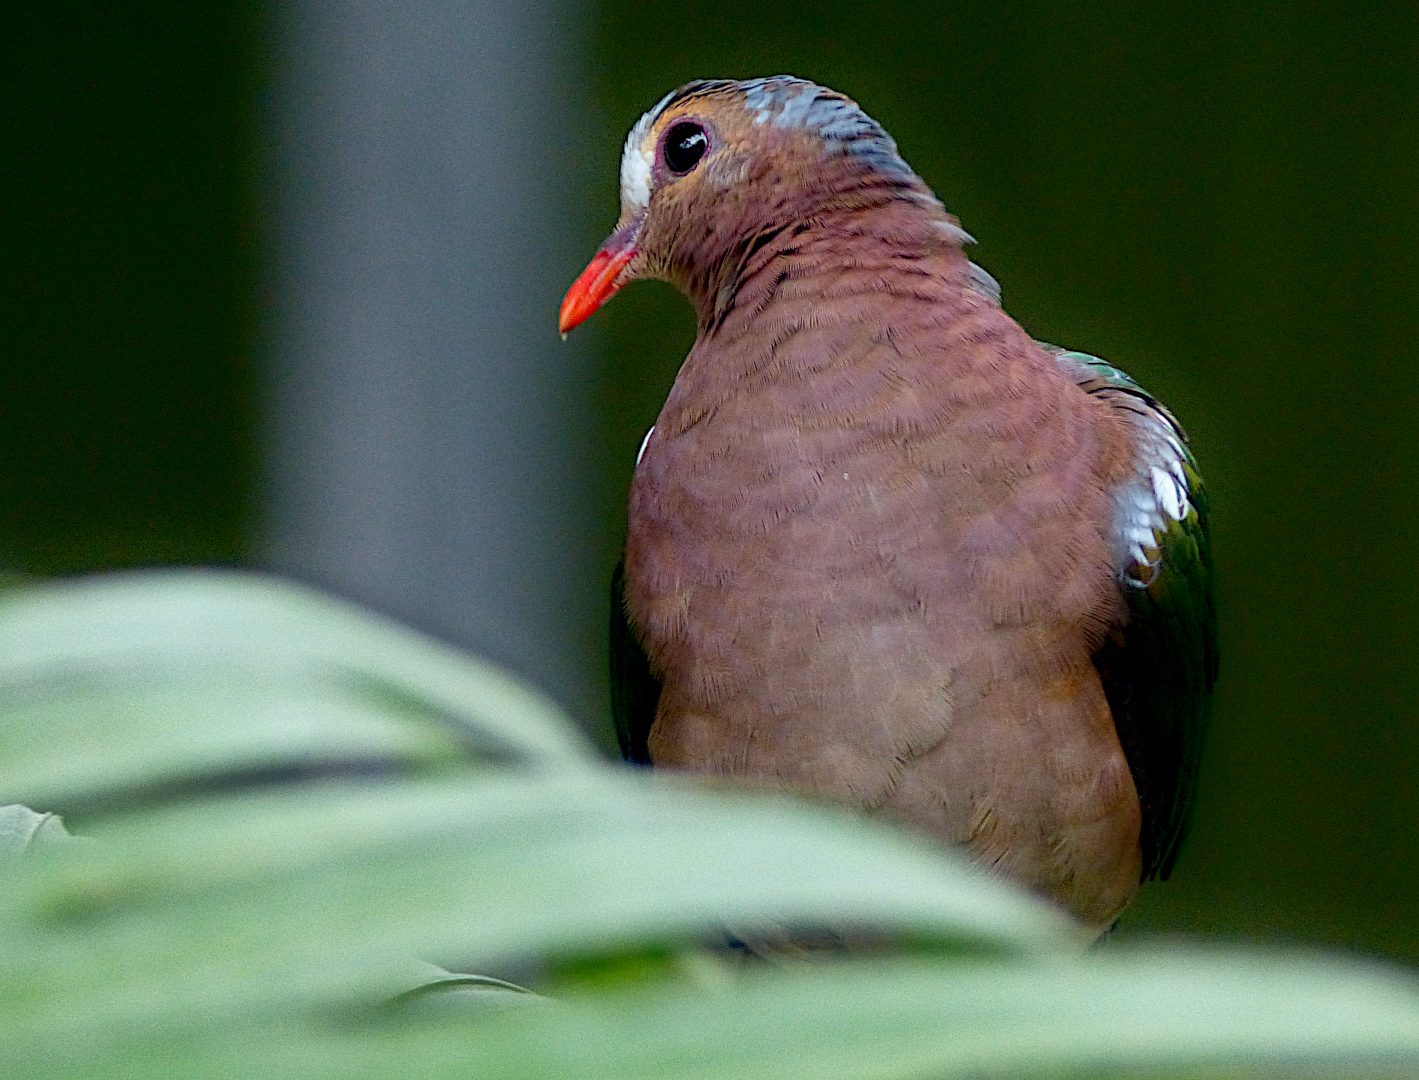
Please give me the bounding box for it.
[664,123,708,174]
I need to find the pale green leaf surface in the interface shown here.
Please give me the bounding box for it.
[0,570,594,811]
[5,571,1419,1080]
[0,773,1081,1051]
[448,952,1419,1080]
[9,953,1419,1080]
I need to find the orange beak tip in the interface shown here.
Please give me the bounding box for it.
[559,246,637,335]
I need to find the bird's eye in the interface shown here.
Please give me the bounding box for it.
[663,121,709,175]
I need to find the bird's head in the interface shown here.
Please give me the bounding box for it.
[559,76,944,335]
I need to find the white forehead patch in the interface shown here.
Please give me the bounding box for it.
[619,119,653,211]
[619,89,674,212]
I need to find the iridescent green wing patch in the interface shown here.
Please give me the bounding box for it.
[1046,345,1219,881]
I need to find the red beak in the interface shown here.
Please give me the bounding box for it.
[559,241,637,336]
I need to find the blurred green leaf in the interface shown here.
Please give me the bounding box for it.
[9,952,1419,1079]
[0,772,1080,1052]
[0,570,592,814]
[3,570,1419,1080]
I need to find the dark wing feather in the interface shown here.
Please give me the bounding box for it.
[609,556,660,765]
[1049,347,1219,881]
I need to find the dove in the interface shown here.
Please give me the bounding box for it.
[562,77,1215,929]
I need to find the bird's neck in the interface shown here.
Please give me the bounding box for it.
[678,194,977,348]
[676,192,971,338]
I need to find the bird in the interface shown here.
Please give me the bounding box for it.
[560,77,1216,930]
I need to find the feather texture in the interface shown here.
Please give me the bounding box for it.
[582,78,1215,929]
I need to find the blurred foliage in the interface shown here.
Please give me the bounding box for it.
[5,570,1419,1078]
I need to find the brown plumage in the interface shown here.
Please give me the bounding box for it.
[563,78,1215,930]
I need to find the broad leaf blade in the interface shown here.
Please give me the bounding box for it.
[0,772,1081,1052]
[0,570,593,813]
[9,952,1419,1079]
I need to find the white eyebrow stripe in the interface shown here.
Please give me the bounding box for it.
[619,89,677,212]
[619,120,655,210]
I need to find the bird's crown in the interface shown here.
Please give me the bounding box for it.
[618,76,917,213]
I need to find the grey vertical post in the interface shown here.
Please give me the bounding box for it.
[263,0,604,723]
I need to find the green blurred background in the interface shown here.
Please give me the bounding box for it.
[3,2,1416,959]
